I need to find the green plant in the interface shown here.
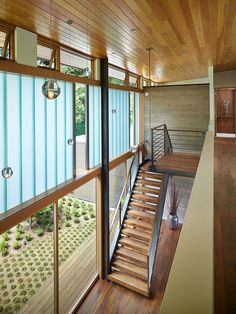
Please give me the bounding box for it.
[3,291,9,297]
[90,212,96,218]
[73,208,79,217]
[14,304,21,311]
[65,220,71,227]
[81,209,87,215]
[36,227,44,237]
[13,297,20,304]
[16,223,24,234]
[29,289,35,296]
[74,217,80,224]
[19,283,25,289]
[84,215,89,220]
[0,239,8,251]
[15,231,22,240]
[20,290,27,296]
[12,291,18,297]
[13,241,21,250]
[25,233,33,241]
[11,284,17,290]
[22,296,28,303]
[2,232,10,241]
[1,248,9,256]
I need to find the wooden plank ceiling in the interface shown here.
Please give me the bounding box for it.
[0,0,235,83]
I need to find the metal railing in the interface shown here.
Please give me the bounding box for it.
[167,128,205,154]
[151,124,206,168]
[147,173,169,287]
[151,124,173,168]
[109,147,141,261]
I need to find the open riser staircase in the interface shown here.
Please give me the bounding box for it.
[108,166,165,297]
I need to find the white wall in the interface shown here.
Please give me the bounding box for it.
[160,131,214,314]
[15,27,37,67]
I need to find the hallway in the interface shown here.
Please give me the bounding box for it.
[215,138,236,314]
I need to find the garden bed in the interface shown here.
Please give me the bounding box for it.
[0,196,96,314]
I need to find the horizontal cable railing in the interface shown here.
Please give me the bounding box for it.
[151,124,206,169]
[147,173,169,287]
[151,124,173,169]
[167,128,205,154]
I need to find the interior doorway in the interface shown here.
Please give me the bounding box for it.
[215,88,236,137]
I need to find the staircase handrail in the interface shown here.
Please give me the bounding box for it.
[147,173,169,287]
[109,143,145,261]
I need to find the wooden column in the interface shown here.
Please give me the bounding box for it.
[100,57,110,279]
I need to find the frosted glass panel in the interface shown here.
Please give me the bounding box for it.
[88,87,130,168]
[0,71,74,213]
[109,89,129,160]
[88,85,101,168]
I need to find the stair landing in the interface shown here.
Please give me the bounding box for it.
[143,153,200,177]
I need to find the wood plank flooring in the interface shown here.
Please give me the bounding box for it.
[214,138,236,314]
[143,153,200,177]
[20,233,97,314]
[76,220,182,314]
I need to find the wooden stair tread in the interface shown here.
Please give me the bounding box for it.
[124,218,153,231]
[122,227,151,242]
[108,271,149,297]
[132,193,159,204]
[138,172,162,181]
[135,179,161,188]
[113,259,148,281]
[116,247,147,266]
[129,201,157,211]
[134,186,160,194]
[127,209,154,222]
[119,237,149,255]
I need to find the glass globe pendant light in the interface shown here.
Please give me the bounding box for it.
[42,79,60,99]
[42,0,60,100]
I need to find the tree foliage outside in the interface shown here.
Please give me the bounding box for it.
[75,85,86,136]
[108,76,124,85]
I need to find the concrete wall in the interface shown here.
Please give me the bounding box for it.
[160,131,214,314]
[214,70,236,88]
[144,85,210,157]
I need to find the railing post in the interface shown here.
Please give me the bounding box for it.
[119,203,122,228]
[151,129,154,169]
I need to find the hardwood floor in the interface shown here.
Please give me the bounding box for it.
[214,138,236,314]
[76,220,181,314]
[20,233,97,314]
[143,153,200,177]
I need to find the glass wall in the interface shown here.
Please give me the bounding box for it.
[75,84,87,174]
[59,179,97,313]
[0,207,54,313]
[0,72,74,213]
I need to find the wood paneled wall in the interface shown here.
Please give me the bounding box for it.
[144,85,209,157]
